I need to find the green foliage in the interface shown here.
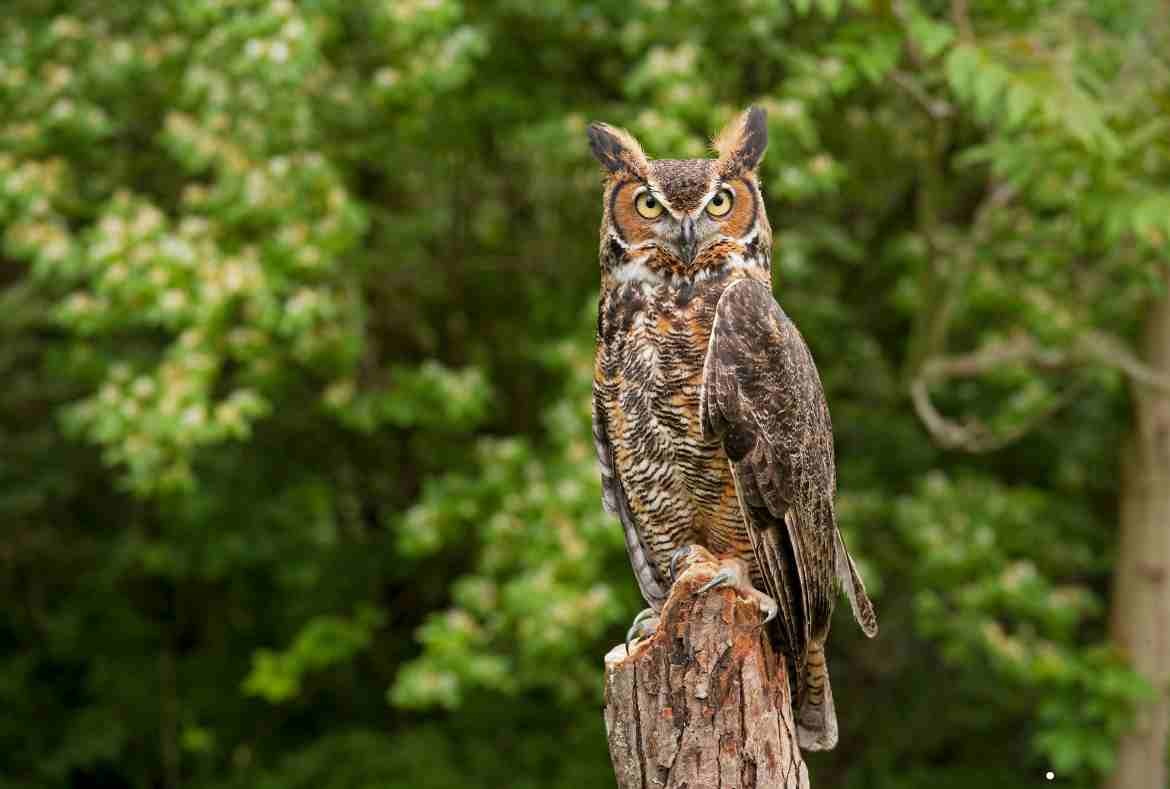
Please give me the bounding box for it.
[392,333,629,710]
[244,605,386,703]
[896,472,1148,776]
[2,1,1167,787]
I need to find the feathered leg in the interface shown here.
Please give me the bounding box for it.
[796,640,838,752]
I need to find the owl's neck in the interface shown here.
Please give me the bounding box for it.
[602,233,771,290]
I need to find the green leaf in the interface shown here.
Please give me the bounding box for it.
[816,0,842,18]
[907,13,956,59]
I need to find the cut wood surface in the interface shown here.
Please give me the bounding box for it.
[603,552,810,789]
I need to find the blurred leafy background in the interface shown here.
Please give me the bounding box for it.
[3,0,1170,787]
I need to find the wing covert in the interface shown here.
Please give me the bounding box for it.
[701,278,876,653]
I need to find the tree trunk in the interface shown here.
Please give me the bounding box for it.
[1108,296,1170,789]
[603,553,810,789]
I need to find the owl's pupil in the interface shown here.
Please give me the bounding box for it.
[645,196,656,207]
[713,195,724,205]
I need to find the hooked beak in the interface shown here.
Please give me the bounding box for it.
[679,218,697,264]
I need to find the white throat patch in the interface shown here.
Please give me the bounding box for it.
[612,256,665,286]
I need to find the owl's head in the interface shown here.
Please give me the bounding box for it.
[588,106,771,280]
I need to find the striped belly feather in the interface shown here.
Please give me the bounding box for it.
[597,278,755,586]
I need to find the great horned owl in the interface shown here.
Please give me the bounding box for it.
[588,107,878,751]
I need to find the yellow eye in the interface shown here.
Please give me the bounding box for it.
[635,191,664,219]
[706,188,734,217]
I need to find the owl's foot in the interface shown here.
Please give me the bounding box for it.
[668,545,695,581]
[695,558,779,626]
[625,607,660,649]
[668,543,718,582]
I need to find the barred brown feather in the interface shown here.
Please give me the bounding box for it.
[587,106,876,753]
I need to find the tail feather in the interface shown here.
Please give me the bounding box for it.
[796,641,838,751]
[835,531,878,638]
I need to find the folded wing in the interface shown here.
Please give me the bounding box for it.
[700,279,877,670]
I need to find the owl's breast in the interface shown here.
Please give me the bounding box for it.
[594,269,755,579]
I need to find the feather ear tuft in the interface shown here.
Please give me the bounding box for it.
[587,122,650,176]
[713,106,768,172]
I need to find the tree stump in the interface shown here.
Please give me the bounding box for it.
[603,550,810,789]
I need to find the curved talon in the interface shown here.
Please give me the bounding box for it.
[625,607,660,650]
[697,569,733,595]
[669,545,693,582]
[625,620,658,649]
[629,607,657,629]
[695,562,779,627]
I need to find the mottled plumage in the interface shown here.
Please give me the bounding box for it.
[588,107,877,752]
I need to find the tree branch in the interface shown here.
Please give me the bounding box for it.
[890,70,953,120]
[910,372,1080,453]
[952,0,974,41]
[910,328,1170,452]
[906,178,1017,376]
[1078,330,1170,396]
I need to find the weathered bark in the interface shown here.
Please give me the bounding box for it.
[1108,296,1170,789]
[603,554,809,789]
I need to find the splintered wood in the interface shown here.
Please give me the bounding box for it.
[603,559,809,789]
